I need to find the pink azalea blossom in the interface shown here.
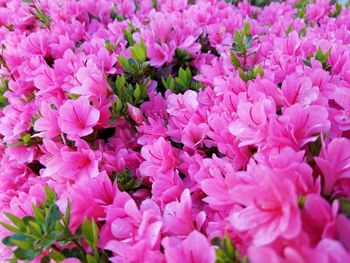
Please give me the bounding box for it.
[1,0,350,262]
[230,165,301,246]
[163,230,215,263]
[315,138,350,196]
[58,97,100,139]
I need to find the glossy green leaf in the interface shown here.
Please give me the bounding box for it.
[230,52,241,68]
[4,213,25,229]
[82,218,99,248]
[45,204,60,232]
[13,248,40,260]
[44,185,56,205]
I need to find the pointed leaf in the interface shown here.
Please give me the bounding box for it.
[4,213,25,229]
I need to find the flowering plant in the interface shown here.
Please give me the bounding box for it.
[1,0,350,262]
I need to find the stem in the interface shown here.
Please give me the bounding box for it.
[51,243,61,252]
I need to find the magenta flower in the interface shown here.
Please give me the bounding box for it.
[34,102,60,139]
[58,97,100,139]
[163,189,195,235]
[182,123,209,148]
[163,230,215,263]
[139,137,177,177]
[315,138,350,196]
[1,0,350,262]
[230,166,301,246]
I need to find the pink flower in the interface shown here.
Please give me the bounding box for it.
[151,170,185,204]
[229,97,275,147]
[230,166,301,246]
[333,87,350,131]
[101,196,163,262]
[58,97,100,139]
[310,239,350,263]
[163,189,195,235]
[127,103,144,125]
[182,123,209,148]
[151,12,172,43]
[315,138,350,196]
[148,43,173,67]
[268,104,330,149]
[301,194,337,245]
[248,246,280,263]
[281,75,319,106]
[58,172,117,232]
[70,60,111,98]
[163,230,215,263]
[34,101,60,139]
[41,139,99,182]
[139,137,177,177]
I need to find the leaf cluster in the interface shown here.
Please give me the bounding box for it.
[111,168,143,192]
[212,234,248,263]
[1,186,108,262]
[162,67,203,94]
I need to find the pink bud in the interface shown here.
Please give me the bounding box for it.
[127,103,144,125]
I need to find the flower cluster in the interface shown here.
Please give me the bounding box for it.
[0,0,350,262]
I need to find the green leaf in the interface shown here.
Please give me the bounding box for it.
[339,197,350,218]
[27,221,43,237]
[105,40,115,52]
[3,233,34,249]
[285,25,293,36]
[82,218,99,249]
[175,48,192,62]
[315,47,325,62]
[87,254,99,263]
[7,141,25,147]
[308,135,322,157]
[60,247,86,261]
[13,248,40,260]
[123,27,136,46]
[116,76,126,90]
[44,185,56,205]
[243,23,250,37]
[32,204,44,225]
[303,59,311,67]
[10,238,33,250]
[47,251,66,262]
[214,234,237,263]
[42,230,59,249]
[255,64,264,77]
[0,221,19,233]
[2,236,15,246]
[4,213,25,230]
[234,29,243,48]
[118,56,130,70]
[162,76,175,91]
[152,0,158,9]
[40,255,51,263]
[21,133,31,144]
[231,43,241,52]
[176,67,190,88]
[35,9,51,27]
[185,67,192,80]
[67,93,80,99]
[64,199,71,226]
[299,26,307,37]
[244,35,253,49]
[297,195,307,209]
[45,204,60,232]
[134,84,142,101]
[329,3,342,17]
[238,69,248,82]
[230,52,241,68]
